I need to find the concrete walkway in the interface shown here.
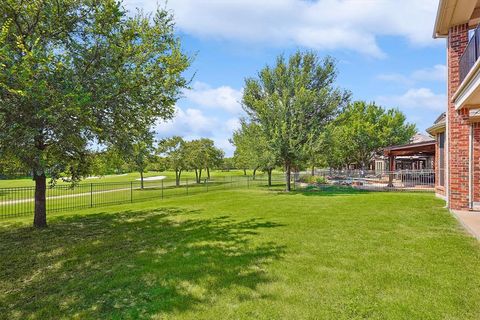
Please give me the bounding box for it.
[451,210,480,240]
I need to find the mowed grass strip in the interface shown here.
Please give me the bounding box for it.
[1,188,479,319]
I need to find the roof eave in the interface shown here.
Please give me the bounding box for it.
[433,0,447,39]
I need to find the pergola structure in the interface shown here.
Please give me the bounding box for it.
[383,140,436,171]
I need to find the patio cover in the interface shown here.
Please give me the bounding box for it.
[383,140,436,157]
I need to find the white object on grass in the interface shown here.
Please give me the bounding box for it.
[136,176,166,181]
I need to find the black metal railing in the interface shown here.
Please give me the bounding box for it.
[0,170,437,220]
[0,175,288,219]
[298,169,436,191]
[460,25,480,83]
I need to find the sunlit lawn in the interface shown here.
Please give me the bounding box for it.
[1,187,480,319]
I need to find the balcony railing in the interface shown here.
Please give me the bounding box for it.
[460,25,480,83]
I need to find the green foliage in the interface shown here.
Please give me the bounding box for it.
[321,101,416,168]
[231,120,277,173]
[185,138,224,182]
[158,136,189,185]
[315,176,327,184]
[298,175,327,185]
[242,51,350,190]
[89,149,129,176]
[221,157,236,171]
[0,151,30,178]
[0,0,191,225]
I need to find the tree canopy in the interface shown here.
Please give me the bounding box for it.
[231,120,277,184]
[321,101,416,169]
[242,51,350,190]
[158,136,188,186]
[0,0,191,227]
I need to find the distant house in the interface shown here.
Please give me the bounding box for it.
[378,133,436,173]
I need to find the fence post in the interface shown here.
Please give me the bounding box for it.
[161,179,164,199]
[90,183,93,208]
[130,181,133,203]
[205,179,208,192]
[247,176,249,188]
[186,178,189,195]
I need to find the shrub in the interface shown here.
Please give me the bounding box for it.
[316,176,327,184]
[298,175,328,185]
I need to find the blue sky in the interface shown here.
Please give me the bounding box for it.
[124,0,445,156]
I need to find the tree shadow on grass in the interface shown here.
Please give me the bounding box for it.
[0,207,285,319]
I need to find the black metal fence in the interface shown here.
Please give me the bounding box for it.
[460,24,480,83]
[0,175,287,219]
[0,170,436,220]
[300,169,435,191]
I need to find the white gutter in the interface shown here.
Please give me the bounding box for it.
[469,124,474,209]
[433,0,447,38]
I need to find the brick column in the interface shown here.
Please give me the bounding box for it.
[447,24,470,210]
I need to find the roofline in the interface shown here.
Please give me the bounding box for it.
[433,0,447,38]
[384,140,436,152]
[426,122,446,135]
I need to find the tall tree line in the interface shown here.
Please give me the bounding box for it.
[233,51,416,189]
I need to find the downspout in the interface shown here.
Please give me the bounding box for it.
[469,124,474,209]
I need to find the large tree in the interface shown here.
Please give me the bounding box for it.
[0,0,191,227]
[231,120,277,185]
[242,51,350,191]
[122,132,156,190]
[186,138,224,183]
[158,136,187,187]
[331,101,416,169]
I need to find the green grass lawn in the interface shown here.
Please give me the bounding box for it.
[1,187,480,319]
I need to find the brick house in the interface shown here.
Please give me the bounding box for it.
[432,0,480,210]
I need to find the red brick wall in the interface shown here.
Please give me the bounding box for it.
[447,24,470,210]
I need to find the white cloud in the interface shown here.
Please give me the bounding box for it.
[411,64,447,82]
[154,107,241,156]
[185,82,243,114]
[124,0,438,58]
[376,88,446,112]
[378,64,446,85]
[155,107,216,138]
[224,118,241,133]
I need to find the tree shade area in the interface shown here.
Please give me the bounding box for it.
[1,188,480,319]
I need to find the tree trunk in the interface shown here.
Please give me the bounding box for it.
[195,169,198,183]
[175,169,181,187]
[243,168,246,176]
[33,173,47,228]
[311,166,315,176]
[268,168,272,187]
[207,167,210,179]
[140,170,144,189]
[253,168,257,180]
[198,169,202,183]
[285,162,291,192]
